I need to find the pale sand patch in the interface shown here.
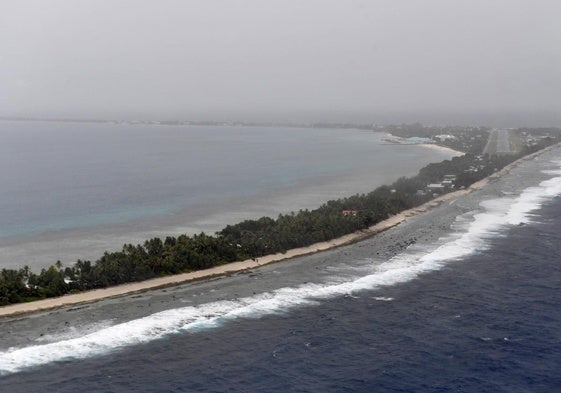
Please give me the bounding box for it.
[382,133,465,156]
[418,143,465,156]
[0,144,557,318]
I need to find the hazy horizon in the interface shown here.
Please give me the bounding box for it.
[1,0,560,127]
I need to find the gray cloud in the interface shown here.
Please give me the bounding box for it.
[1,0,560,125]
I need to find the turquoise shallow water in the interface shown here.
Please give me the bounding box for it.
[0,121,454,268]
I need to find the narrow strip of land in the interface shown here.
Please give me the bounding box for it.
[1,143,556,318]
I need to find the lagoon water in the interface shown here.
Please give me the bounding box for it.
[0,120,454,269]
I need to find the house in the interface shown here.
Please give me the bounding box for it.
[434,134,457,141]
[427,183,445,192]
[342,210,358,216]
[442,180,454,188]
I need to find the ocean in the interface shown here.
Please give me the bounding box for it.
[0,120,454,270]
[0,142,560,391]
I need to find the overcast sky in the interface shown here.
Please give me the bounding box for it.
[1,0,560,126]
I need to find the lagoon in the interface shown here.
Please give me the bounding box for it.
[0,121,455,269]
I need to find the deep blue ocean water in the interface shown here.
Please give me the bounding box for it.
[1,193,560,391]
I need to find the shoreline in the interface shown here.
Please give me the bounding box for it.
[383,133,465,156]
[0,144,556,318]
[418,142,465,156]
[0,127,455,271]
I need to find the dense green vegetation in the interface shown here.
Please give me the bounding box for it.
[1,128,559,306]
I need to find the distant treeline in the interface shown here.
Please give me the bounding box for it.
[1,135,559,306]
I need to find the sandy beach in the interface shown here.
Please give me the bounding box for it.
[418,143,465,155]
[0,143,556,319]
[0,194,458,318]
[382,133,465,156]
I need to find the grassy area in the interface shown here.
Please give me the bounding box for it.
[509,131,524,153]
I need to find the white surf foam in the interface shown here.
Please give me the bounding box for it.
[372,297,394,301]
[2,161,561,375]
[33,320,114,344]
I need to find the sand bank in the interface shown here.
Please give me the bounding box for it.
[0,144,556,318]
[418,143,465,156]
[382,133,464,156]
